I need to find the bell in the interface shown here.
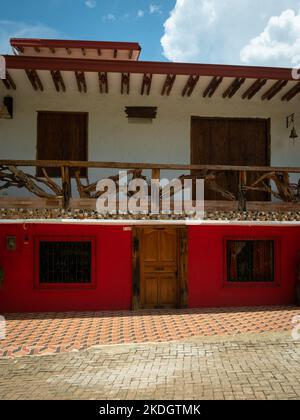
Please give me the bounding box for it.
[290,127,298,140]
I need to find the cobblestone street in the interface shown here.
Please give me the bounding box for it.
[1,332,300,400]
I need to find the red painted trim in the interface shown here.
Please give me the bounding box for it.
[3,54,295,81]
[222,236,281,289]
[10,38,141,52]
[34,236,97,290]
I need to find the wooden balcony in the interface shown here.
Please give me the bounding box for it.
[1,159,300,214]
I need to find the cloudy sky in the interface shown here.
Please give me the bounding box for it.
[1,0,300,67]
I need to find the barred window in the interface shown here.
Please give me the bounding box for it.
[227,240,275,283]
[39,241,92,284]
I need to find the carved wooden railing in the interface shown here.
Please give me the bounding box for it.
[0,160,300,211]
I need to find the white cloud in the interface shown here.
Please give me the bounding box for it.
[161,0,300,66]
[85,0,97,8]
[137,10,145,18]
[102,14,116,22]
[0,20,61,54]
[150,4,162,15]
[240,8,300,66]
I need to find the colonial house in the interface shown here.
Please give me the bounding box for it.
[0,38,300,313]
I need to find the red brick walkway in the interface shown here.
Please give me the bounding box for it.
[1,306,299,358]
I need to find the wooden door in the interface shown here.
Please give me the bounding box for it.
[191,117,270,201]
[140,227,179,309]
[37,111,88,177]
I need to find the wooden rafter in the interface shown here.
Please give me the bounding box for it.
[203,76,223,98]
[262,80,288,100]
[81,48,86,56]
[50,70,66,92]
[182,75,200,97]
[141,73,152,95]
[281,82,300,101]
[34,47,41,53]
[98,72,108,94]
[242,79,267,100]
[25,69,43,91]
[121,73,130,94]
[66,48,72,55]
[97,49,102,56]
[1,71,16,90]
[49,47,56,54]
[223,78,246,98]
[75,71,87,93]
[161,74,176,96]
[114,49,118,58]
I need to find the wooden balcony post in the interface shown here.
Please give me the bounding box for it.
[151,168,161,214]
[61,166,72,210]
[238,170,247,211]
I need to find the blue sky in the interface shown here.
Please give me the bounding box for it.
[1,0,300,67]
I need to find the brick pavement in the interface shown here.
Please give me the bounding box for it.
[0,332,299,400]
[1,306,299,358]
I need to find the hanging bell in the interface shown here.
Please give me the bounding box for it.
[289,127,298,140]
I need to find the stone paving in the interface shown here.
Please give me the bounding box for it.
[1,306,299,358]
[0,332,300,400]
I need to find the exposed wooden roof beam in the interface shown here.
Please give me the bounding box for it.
[161,74,176,96]
[242,79,267,100]
[97,49,102,56]
[141,73,152,95]
[75,71,87,93]
[114,49,118,58]
[50,70,66,92]
[281,82,300,101]
[1,71,16,90]
[25,69,43,91]
[98,72,108,94]
[49,47,56,54]
[129,50,133,60]
[223,77,246,98]
[34,47,41,53]
[121,73,130,94]
[66,48,72,55]
[81,48,86,56]
[203,76,223,98]
[262,80,288,100]
[182,75,200,97]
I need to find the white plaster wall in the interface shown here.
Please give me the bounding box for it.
[0,71,300,198]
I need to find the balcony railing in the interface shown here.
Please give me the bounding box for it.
[0,159,300,212]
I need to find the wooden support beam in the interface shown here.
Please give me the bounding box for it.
[182,75,200,97]
[223,77,246,98]
[81,48,86,56]
[262,80,288,100]
[25,69,43,91]
[203,76,223,98]
[242,79,267,100]
[114,49,118,58]
[50,70,66,92]
[1,71,16,90]
[281,82,300,101]
[121,73,130,94]
[98,72,108,94]
[97,49,102,56]
[75,71,87,93]
[161,74,176,96]
[141,73,152,95]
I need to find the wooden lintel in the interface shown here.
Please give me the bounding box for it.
[98,72,108,94]
[182,75,200,97]
[262,80,288,100]
[141,73,152,95]
[223,78,246,98]
[281,82,300,101]
[161,74,176,96]
[121,73,130,94]
[1,71,16,90]
[50,70,66,92]
[25,69,43,91]
[242,79,267,100]
[75,71,87,93]
[203,76,223,98]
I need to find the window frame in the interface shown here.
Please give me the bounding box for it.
[34,236,97,290]
[223,236,281,288]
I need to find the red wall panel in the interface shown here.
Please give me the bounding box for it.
[0,224,132,313]
[188,225,300,308]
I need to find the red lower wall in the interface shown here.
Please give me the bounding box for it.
[188,225,300,308]
[0,223,299,313]
[0,224,132,312]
